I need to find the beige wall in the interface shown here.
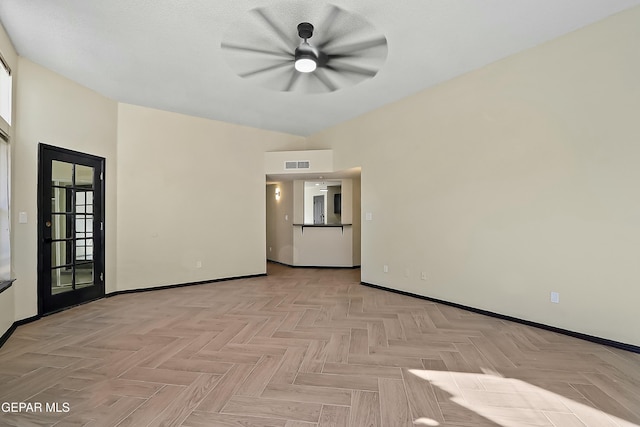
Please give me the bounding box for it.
[307,8,640,346]
[13,58,118,320]
[266,182,294,265]
[293,227,354,267]
[116,104,304,291]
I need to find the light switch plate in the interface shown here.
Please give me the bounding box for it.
[19,212,28,224]
[365,212,373,221]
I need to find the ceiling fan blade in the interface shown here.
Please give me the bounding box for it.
[327,53,358,61]
[239,61,293,78]
[221,42,292,59]
[253,8,295,50]
[313,69,338,92]
[316,5,343,49]
[326,62,378,77]
[284,70,301,92]
[328,36,387,55]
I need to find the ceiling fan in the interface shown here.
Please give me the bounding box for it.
[221,5,388,93]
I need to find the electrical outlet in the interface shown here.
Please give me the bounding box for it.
[366,212,373,221]
[550,291,560,303]
[383,265,388,273]
[421,272,427,280]
[269,246,272,252]
[196,261,202,269]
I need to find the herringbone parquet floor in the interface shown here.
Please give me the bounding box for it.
[1,263,639,427]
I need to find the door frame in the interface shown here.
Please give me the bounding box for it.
[37,143,106,315]
[313,195,325,224]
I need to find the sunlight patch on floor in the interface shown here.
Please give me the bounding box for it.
[413,417,440,426]
[409,369,639,427]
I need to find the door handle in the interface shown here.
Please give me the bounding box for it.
[44,221,53,243]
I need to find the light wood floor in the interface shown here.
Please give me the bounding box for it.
[1,263,639,427]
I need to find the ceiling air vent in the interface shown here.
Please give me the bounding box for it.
[284,160,310,170]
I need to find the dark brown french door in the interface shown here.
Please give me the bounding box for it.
[38,144,105,314]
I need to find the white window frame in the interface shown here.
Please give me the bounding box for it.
[0,131,11,285]
[0,51,12,289]
[0,53,11,127]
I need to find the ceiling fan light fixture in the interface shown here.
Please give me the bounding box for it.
[221,10,388,92]
[294,41,317,73]
[295,57,316,73]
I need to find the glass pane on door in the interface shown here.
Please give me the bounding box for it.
[51,213,72,240]
[51,266,73,295]
[51,186,68,213]
[48,160,96,296]
[75,164,94,187]
[75,189,94,262]
[52,160,73,185]
[75,262,94,289]
[51,240,69,268]
[75,262,94,290]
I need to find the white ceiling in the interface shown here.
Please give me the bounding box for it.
[1,1,638,136]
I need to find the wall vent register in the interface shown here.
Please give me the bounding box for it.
[284,161,310,170]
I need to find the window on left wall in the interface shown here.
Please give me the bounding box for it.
[0,134,10,285]
[0,54,11,126]
[0,52,12,290]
